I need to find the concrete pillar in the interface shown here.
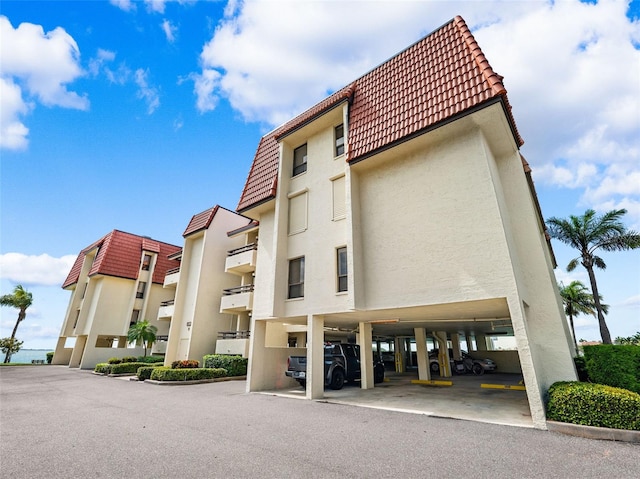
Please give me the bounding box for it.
[414,328,430,381]
[434,331,451,377]
[451,333,461,360]
[394,337,405,373]
[306,315,324,400]
[293,332,306,348]
[69,335,87,369]
[359,322,374,389]
[476,333,488,351]
[405,338,413,367]
[246,319,267,392]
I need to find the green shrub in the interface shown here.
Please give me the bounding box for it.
[121,356,138,363]
[94,363,112,374]
[46,352,54,364]
[107,357,122,365]
[547,381,640,430]
[583,345,640,394]
[203,355,247,376]
[171,359,199,369]
[150,367,227,381]
[109,362,149,375]
[137,365,162,381]
[573,356,589,382]
[137,355,165,364]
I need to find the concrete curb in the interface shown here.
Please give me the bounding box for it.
[546,420,640,443]
[144,375,246,386]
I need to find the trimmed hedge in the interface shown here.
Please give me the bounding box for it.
[547,381,640,430]
[203,355,247,377]
[109,362,149,375]
[137,365,163,381]
[137,355,165,364]
[94,363,112,374]
[46,352,54,364]
[583,345,640,394]
[107,357,122,364]
[150,367,228,382]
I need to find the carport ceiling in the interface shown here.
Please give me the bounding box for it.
[321,297,512,337]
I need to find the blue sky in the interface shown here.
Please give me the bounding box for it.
[1,0,639,349]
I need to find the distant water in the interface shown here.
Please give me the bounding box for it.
[4,349,53,364]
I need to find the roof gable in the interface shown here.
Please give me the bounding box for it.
[237,15,522,212]
[183,205,220,237]
[62,230,181,288]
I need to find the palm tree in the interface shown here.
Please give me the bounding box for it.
[127,320,157,357]
[547,209,640,344]
[0,285,33,363]
[558,281,608,352]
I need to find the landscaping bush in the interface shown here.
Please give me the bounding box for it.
[203,355,247,376]
[150,367,227,382]
[547,381,640,430]
[137,355,165,364]
[109,362,149,375]
[171,359,199,369]
[573,356,589,382]
[94,363,112,374]
[121,356,138,363]
[46,352,54,364]
[136,365,162,381]
[107,357,122,364]
[583,345,640,394]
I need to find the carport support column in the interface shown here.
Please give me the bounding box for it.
[476,333,488,351]
[451,333,462,360]
[394,337,405,373]
[414,328,430,381]
[306,315,324,400]
[434,331,451,377]
[359,322,374,389]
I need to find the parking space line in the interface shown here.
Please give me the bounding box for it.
[411,379,453,387]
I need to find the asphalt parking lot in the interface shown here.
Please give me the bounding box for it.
[1,366,638,479]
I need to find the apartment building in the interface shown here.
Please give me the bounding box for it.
[162,206,253,365]
[52,230,181,369]
[235,16,577,429]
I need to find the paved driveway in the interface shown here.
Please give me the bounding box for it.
[1,366,638,479]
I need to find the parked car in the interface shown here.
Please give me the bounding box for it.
[429,349,496,375]
[286,343,385,390]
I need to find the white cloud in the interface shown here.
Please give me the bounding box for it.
[134,68,160,114]
[0,77,30,150]
[0,16,88,151]
[0,253,76,286]
[193,0,639,225]
[620,294,640,307]
[161,19,177,43]
[110,0,135,12]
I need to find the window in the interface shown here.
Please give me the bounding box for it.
[130,309,140,327]
[288,191,308,234]
[335,124,344,156]
[332,175,346,220]
[293,144,307,176]
[73,310,80,329]
[337,247,347,292]
[141,254,152,271]
[136,282,146,299]
[288,257,305,299]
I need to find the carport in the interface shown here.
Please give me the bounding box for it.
[248,297,540,428]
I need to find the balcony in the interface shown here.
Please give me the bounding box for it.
[220,285,254,313]
[152,335,168,355]
[163,267,180,287]
[225,243,257,275]
[157,300,175,320]
[215,331,250,357]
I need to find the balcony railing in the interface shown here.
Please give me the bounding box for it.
[160,299,175,307]
[227,243,257,257]
[217,330,250,339]
[165,267,180,275]
[222,284,255,296]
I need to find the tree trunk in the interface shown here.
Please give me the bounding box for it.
[586,265,612,344]
[3,309,25,363]
[568,312,578,353]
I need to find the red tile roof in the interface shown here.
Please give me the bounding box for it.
[237,15,523,212]
[62,230,181,288]
[182,205,220,237]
